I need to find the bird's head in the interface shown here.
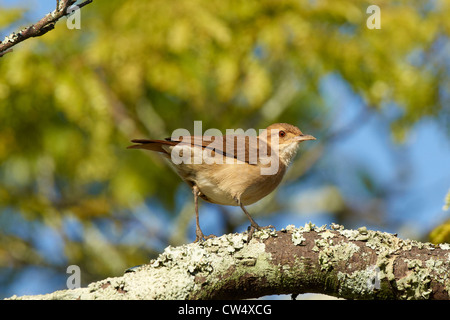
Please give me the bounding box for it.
[259,123,316,166]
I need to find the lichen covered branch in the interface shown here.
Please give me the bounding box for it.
[7,224,450,300]
[0,0,93,57]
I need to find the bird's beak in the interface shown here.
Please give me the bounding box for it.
[293,134,316,142]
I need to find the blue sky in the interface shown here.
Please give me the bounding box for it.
[320,73,450,237]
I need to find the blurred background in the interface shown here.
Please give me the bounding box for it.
[0,0,449,299]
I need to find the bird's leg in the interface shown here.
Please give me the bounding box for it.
[193,185,216,242]
[239,201,261,229]
[236,198,274,241]
[193,185,204,242]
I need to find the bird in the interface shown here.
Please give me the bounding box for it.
[128,123,316,242]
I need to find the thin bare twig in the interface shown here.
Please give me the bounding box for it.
[0,0,93,57]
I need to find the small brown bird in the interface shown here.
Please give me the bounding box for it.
[128,123,315,242]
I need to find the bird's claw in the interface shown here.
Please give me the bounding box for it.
[247,224,275,242]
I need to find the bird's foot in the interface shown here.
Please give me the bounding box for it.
[194,230,216,243]
[247,224,275,242]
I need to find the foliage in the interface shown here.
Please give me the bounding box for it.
[429,219,450,244]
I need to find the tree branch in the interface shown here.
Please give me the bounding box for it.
[0,0,93,57]
[6,224,450,300]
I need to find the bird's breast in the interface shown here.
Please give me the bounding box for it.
[195,162,286,206]
[162,144,287,206]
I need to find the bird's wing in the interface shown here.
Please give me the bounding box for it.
[129,135,264,165]
[165,135,260,165]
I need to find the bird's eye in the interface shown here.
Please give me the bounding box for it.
[279,130,286,138]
